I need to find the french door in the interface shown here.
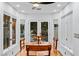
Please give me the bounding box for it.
[41,22,48,42]
[30,22,48,42]
[30,22,37,42]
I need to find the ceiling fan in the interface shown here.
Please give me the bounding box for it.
[31,2,55,10]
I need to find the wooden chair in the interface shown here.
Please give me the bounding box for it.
[20,38,25,51]
[26,45,51,56]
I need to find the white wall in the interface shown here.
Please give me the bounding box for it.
[0,3,4,55]
[58,2,79,56]
[0,2,26,56]
[58,3,74,56]
[72,2,79,56]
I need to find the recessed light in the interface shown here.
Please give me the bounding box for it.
[21,10,25,12]
[16,4,20,7]
[57,4,61,7]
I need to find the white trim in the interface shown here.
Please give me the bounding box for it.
[60,41,74,56]
[3,44,16,55]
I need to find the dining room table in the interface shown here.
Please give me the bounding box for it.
[26,41,51,56]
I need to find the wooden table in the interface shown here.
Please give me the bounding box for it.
[26,42,51,56]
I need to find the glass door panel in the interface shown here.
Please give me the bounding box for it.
[20,24,25,38]
[3,14,10,49]
[54,24,58,38]
[30,22,37,42]
[12,18,16,44]
[41,22,48,42]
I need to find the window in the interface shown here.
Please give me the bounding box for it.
[30,22,37,42]
[54,24,58,38]
[3,14,10,49]
[41,22,48,42]
[20,24,25,38]
[12,18,16,44]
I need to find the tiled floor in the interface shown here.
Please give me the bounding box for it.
[16,42,62,56]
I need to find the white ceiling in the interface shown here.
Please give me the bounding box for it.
[7,2,69,14]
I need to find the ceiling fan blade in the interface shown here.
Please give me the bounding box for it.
[39,2,55,4]
[30,2,55,4]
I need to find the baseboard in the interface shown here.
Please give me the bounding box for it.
[57,50,63,56]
